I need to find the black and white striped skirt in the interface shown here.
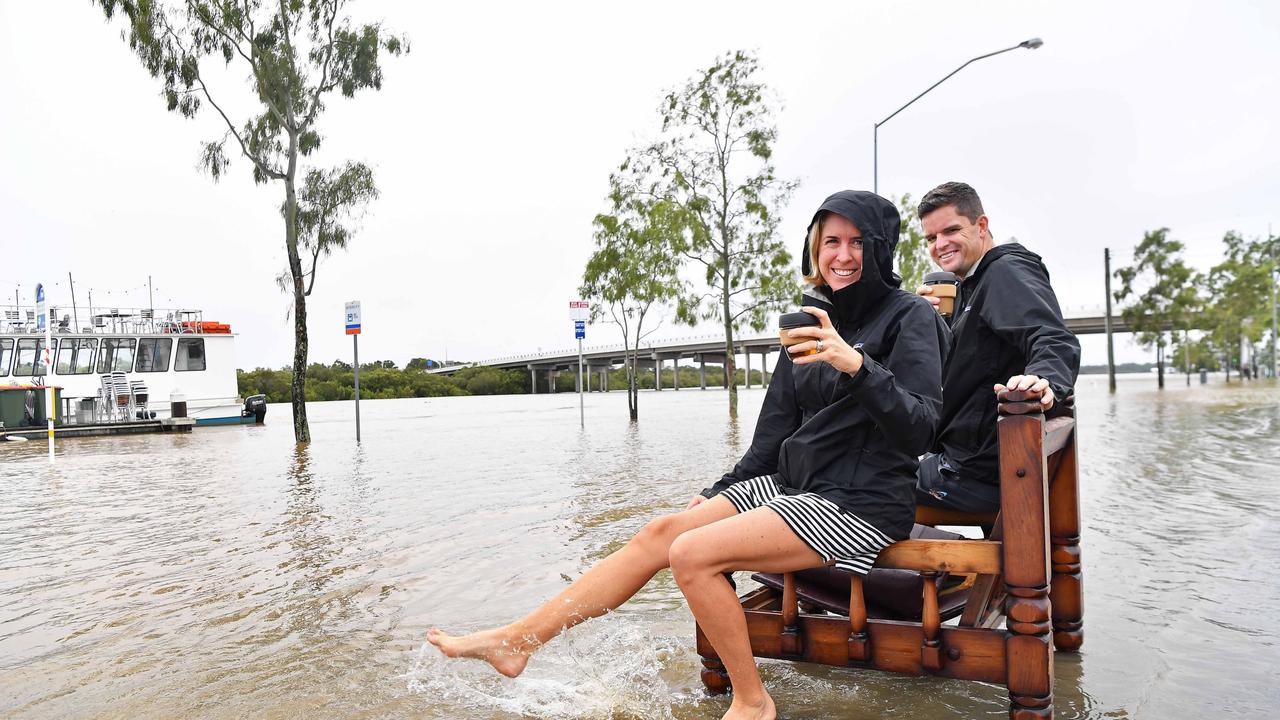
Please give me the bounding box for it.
[718,475,893,575]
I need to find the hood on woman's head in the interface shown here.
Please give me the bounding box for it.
[801,190,902,290]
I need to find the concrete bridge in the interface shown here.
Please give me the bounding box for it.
[434,308,1148,393]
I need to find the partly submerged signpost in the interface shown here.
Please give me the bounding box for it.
[36,283,53,463]
[570,301,589,429]
[346,301,362,443]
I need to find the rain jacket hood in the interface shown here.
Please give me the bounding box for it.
[802,190,903,328]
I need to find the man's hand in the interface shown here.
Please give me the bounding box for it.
[916,284,942,310]
[994,374,1055,411]
[686,494,707,510]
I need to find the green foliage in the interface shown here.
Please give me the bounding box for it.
[1113,228,1200,387]
[610,50,798,417]
[581,185,687,420]
[295,161,380,295]
[1202,231,1275,373]
[894,193,931,291]
[237,360,516,402]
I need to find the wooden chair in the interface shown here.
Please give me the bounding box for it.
[696,391,1083,719]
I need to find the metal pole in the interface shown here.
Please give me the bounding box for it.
[1271,227,1277,379]
[148,275,154,320]
[1104,248,1117,393]
[43,289,53,463]
[353,334,361,443]
[872,39,1041,195]
[68,272,79,334]
[578,337,584,429]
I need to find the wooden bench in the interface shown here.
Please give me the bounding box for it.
[696,393,1083,718]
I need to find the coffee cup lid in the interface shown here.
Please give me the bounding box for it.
[779,311,821,328]
[923,271,960,284]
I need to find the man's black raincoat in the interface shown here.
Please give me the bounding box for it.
[933,243,1080,486]
[702,191,949,540]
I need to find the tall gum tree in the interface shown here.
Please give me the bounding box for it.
[618,50,798,419]
[580,188,686,421]
[1114,228,1198,389]
[98,0,405,442]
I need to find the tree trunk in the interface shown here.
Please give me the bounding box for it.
[1156,341,1165,389]
[721,258,737,419]
[627,348,638,422]
[284,174,311,443]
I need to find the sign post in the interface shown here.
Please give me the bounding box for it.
[37,284,53,463]
[345,301,362,443]
[570,301,589,429]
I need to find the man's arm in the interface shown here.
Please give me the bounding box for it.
[981,255,1081,408]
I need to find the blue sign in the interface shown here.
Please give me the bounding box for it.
[574,320,585,340]
[35,283,46,331]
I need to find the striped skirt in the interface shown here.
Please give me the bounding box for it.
[718,475,893,575]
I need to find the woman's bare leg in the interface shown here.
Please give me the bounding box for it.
[428,495,738,677]
[669,508,826,720]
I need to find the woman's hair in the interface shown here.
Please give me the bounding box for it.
[802,211,830,286]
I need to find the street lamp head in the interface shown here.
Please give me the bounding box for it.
[1020,37,1044,50]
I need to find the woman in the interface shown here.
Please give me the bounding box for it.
[429,190,948,720]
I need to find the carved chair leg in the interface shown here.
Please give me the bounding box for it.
[699,655,731,695]
[848,575,869,661]
[1049,437,1084,652]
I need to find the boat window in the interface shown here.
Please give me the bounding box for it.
[136,338,173,373]
[0,338,11,376]
[13,338,56,376]
[97,338,136,373]
[175,338,206,372]
[56,338,98,375]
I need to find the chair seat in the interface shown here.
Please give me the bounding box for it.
[750,524,972,621]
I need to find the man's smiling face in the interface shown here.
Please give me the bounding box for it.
[922,204,992,278]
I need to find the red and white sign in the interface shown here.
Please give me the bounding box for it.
[569,300,590,321]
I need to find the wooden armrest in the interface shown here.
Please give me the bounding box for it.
[874,539,1002,574]
[1043,416,1075,457]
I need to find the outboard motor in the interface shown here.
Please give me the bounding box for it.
[242,394,267,424]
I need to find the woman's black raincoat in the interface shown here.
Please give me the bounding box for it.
[702,191,949,540]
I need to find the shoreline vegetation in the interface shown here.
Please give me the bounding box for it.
[237,360,765,403]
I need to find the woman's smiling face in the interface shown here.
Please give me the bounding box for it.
[817,214,864,292]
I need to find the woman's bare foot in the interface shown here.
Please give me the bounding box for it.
[426,626,532,678]
[722,691,776,720]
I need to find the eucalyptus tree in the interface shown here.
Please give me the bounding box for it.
[617,50,798,418]
[1114,228,1197,389]
[1203,231,1274,381]
[581,186,686,422]
[98,0,405,442]
[894,193,931,291]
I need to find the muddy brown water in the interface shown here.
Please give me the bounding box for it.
[2,375,1278,718]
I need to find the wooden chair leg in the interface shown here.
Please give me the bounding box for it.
[780,572,802,657]
[1049,435,1084,652]
[920,571,943,671]
[699,655,731,695]
[847,575,869,661]
[1000,413,1054,718]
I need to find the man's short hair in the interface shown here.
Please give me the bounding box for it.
[919,182,985,223]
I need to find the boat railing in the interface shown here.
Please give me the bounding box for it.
[1,304,219,336]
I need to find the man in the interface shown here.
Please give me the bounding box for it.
[914,182,1080,513]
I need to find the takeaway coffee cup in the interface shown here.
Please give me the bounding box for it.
[779,311,821,356]
[923,271,961,318]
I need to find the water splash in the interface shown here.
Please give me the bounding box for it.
[405,614,704,719]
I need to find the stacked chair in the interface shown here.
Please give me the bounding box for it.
[130,380,152,419]
[696,390,1083,719]
[97,373,134,422]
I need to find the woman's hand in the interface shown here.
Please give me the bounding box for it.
[786,306,864,376]
[686,494,707,510]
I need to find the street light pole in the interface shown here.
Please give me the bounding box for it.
[873,38,1043,195]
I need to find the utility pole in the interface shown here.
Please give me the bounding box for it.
[1104,248,1117,393]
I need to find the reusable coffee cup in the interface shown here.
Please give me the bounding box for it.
[779,311,821,356]
[923,271,961,318]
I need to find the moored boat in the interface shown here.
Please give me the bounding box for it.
[1,303,263,428]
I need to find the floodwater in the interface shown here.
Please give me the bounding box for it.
[2,375,1278,719]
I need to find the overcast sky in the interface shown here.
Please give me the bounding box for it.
[2,1,1276,370]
